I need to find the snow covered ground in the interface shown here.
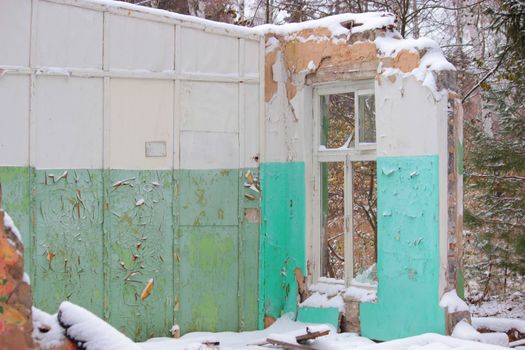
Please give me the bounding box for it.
[33,302,512,350]
[139,316,508,350]
[470,292,525,320]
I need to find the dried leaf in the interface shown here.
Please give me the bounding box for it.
[141,278,154,300]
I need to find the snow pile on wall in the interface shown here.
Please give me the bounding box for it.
[255,12,395,37]
[439,289,469,313]
[344,286,377,303]
[308,277,346,297]
[305,277,378,309]
[300,292,345,312]
[259,11,455,104]
[58,301,141,350]
[376,30,456,98]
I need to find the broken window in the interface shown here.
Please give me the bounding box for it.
[314,82,377,286]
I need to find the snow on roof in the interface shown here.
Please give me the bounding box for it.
[73,0,259,38]
[254,12,395,37]
[78,0,453,75]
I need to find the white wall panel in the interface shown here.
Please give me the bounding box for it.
[375,76,446,157]
[108,14,174,71]
[0,0,31,66]
[243,83,259,167]
[109,79,173,170]
[179,27,239,75]
[33,76,103,168]
[180,131,239,170]
[0,75,29,166]
[180,81,238,133]
[36,2,103,68]
[244,40,260,77]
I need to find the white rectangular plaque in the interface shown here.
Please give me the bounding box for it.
[145,141,167,157]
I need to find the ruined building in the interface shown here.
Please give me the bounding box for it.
[0,0,464,342]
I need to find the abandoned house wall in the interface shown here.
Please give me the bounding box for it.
[0,0,263,340]
[260,15,463,341]
[359,75,449,339]
[0,0,464,342]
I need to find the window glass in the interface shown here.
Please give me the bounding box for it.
[320,93,355,149]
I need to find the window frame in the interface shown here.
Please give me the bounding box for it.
[312,80,377,287]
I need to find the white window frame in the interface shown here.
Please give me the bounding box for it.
[312,80,377,287]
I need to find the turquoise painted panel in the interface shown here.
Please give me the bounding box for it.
[107,170,174,340]
[259,162,306,327]
[0,167,31,276]
[178,225,239,333]
[179,169,239,226]
[360,156,445,340]
[297,307,339,329]
[32,169,104,316]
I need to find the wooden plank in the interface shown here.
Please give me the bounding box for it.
[296,330,330,343]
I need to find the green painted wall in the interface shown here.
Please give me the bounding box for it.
[360,156,445,340]
[32,169,105,319]
[106,170,174,339]
[0,167,259,340]
[259,162,306,328]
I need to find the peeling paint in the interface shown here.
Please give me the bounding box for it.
[360,156,445,340]
[0,167,260,340]
[259,162,306,327]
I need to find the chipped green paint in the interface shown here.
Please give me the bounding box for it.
[106,170,174,340]
[259,162,306,328]
[32,169,105,317]
[0,166,260,340]
[360,156,445,340]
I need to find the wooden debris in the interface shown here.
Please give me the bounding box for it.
[202,341,220,346]
[296,329,330,343]
[257,327,330,349]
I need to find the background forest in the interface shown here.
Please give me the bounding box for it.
[124,0,525,317]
